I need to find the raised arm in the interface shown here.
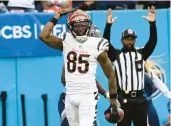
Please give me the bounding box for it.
[142,6,157,60]
[97,51,117,105]
[103,8,118,62]
[39,13,63,50]
[39,8,77,51]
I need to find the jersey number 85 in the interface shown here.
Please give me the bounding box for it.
[67,51,90,74]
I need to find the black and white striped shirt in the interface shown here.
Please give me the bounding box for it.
[114,48,145,91]
[103,23,157,91]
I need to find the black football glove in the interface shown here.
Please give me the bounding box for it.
[104,104,124,124]
[59,8,78,16]
[104,104,118,123]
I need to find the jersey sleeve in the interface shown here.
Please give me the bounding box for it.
[96,38,109,58]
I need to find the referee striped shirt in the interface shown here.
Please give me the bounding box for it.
[103,22,157,91]
[114,48,145,91]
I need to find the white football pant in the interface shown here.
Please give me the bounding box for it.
[65,92,98,126]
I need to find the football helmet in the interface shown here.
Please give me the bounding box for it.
[67,9,92,42]
[89,24,102,38]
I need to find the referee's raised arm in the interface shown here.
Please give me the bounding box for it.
[142,6,157,61]
[103,8,118,62]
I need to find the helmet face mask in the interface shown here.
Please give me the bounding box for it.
[69,20,91,36]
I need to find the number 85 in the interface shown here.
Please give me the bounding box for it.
[67,51,90,74]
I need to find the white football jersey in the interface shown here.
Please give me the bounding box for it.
[59,32,108,94]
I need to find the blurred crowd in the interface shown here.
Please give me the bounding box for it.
[0,0,170,13]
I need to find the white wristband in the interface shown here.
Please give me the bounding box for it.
[105,92,110,99]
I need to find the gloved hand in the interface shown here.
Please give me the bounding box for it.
[59,8,78,16]
[104,104,124,124]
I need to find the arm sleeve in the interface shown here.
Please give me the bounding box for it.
[103,23,117,62]
[151,71,171,99]
[142,22,157,60]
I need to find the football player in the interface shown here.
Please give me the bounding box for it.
[58,24,109,126]
[39,9,118,126]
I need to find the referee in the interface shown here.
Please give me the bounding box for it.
[103,6,157,126]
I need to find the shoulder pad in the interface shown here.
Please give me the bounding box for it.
[97,38,109,51]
